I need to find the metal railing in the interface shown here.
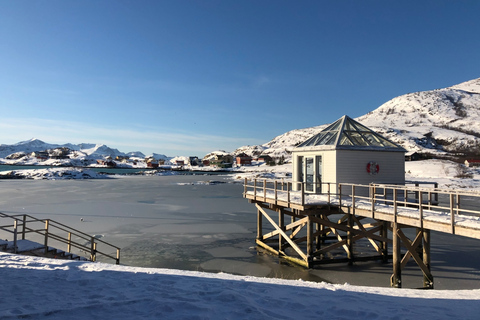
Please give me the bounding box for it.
[0,212,120,264]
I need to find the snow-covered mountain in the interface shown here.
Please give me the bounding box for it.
[236,78,480,162]
[0,139,145,160]
[358,78,480,156]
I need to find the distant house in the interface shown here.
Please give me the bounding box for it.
[465,159,480,167]
[236,153,252,166]
[116,155,129,161]
[32,151,49,161]
[97,157,116,167]
[405,152,421,161]
[174,160,185,166]
[257,155,273,163]
[146,159,159,168]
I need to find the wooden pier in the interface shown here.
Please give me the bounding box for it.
[243,178,480,288]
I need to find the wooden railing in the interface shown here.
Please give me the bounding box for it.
[0,212,120,264]
[244,178,480,237]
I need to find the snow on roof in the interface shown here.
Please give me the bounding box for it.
[295,115,406,152]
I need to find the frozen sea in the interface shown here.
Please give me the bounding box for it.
[1,174,480,290]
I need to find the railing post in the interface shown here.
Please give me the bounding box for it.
[244,178,247,195]
[327,183,331,208]
[253,178,257,198]
[404,186,408,207]
[450,193,455,234]
[67,232,72,253]
[301,182,305,206]
[44,219,49,254]
[274,181,278,205]
[13,220,18,254]
[22,215,26,240]
[338,184,342,211]
[352,185,356,215]
[263,179,267,201]
[116,249,120,265]
[287,182,291,206]
[418,191,423,227]
[90,238,96,262]
[370,185,375,218]
[393,188,398,220]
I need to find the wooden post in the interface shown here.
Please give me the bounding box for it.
[338,184,342,211]
[257,208,262,240]
[307,215,313,266]
[381,221,388,263]
[371,185,375,218]
[253,178,257,198]
[116,249,120,265]
[315,214,321,250]
[22,215,26,240]
[419,191,423,228]
[244,178,247,195]
[90,238,96,262]
[44,219,49,254]
[450,193,455,234]
[13,220,18,254]
[287,182,291,206]
[391,222,402,288]
[347,211,354,265]
[274,181,278,205]
[301,182,305,206]
[263,179,267,201]
[423,229,433,289]
[352,185,356,215]
[67,232,72,253]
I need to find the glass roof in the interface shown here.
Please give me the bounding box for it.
[296,115,405,151]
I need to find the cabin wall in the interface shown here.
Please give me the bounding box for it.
[335,150,405,185]
[292,149,405,195]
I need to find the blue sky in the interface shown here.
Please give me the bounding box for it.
[1,1,479,156]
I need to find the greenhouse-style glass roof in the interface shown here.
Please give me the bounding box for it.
[295,115,406,152]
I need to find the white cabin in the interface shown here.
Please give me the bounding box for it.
[292,115,406,194]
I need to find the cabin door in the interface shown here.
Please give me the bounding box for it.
[303,156,322,193]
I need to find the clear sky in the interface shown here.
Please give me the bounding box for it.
[1,1,479,157]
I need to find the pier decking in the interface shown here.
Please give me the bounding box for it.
[243,178,480,288]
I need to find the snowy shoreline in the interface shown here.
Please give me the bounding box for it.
[2,252,480,319]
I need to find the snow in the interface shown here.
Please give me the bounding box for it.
[0,160,480,319]
[1,252,480,320]
[0,168,109,180]
[1,78,480,318]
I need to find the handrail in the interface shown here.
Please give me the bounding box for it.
[0,212,120,264]
[243,178,480,237]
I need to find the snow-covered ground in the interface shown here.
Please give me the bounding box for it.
[1,160,480,319]
[1,252,480,320]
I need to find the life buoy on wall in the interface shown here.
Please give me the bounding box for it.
[366,161,380,175]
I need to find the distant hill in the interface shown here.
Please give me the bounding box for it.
[234,78,480,162]
[0,139,140,159]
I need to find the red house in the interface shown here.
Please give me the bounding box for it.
[236,153,252,166]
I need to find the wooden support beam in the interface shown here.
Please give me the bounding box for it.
[255,204,308,261]
[391,222,401,288]
[423,229,434,289]
[257,208,262,240]
[347,212,354,264]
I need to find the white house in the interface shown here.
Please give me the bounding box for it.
[292,115,406,194]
